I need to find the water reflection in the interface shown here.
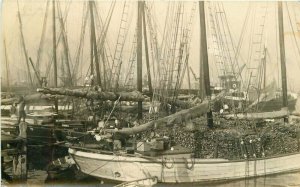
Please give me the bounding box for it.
[156,171,300,187]
[41,171,300,187]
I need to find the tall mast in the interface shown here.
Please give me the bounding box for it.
[278,1,288,122]
[4,39,10,92]
[263,46,267,89]
[90,3,94,78]
[57,2,72,86]
[199,2,213,128]
[89,1,101,86]
[137,1,143,119]
[52,0,57,87]
[142,1,153,95]
[52,0,58,113]
[17,1,33,87]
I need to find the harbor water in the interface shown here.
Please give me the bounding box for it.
[22,170,300,187]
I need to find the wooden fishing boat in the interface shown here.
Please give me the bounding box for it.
[68,146,300,183]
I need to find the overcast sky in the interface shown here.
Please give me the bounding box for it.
[1,1,300,92]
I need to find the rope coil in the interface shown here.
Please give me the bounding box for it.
[162,157,174,169]
[184,157,195,170]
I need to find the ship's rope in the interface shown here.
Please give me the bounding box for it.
[35,0,50,81]
[162,157,174,169]
[286,2,300,70]
[104,95,121,126]
[72,2,88,82]
[183,157,195,170]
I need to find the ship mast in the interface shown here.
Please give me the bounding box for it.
[199,2,213,128]
[17,1,33,87]
[278,1,288,122]
[89,1,101,86]
[137,1,143,119]
[4,39,10,92]
[52,0,58,113]
[142,1,153,95]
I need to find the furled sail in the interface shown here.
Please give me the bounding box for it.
[37,88,146,102]
[224,107,289,120]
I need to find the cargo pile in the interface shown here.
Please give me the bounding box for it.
[147,116,300,160]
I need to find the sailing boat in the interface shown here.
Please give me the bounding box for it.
[67,2,300,184]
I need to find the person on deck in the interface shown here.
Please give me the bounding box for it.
[90,74,95,87]
[17,96,26,124]
[10,103,17,117]
[84,76,90,87]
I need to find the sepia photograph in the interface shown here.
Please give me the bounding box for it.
[1,0,300,186]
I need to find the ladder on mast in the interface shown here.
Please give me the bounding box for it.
[110,2,130,90]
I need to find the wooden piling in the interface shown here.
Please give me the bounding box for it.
[12,122,27,181]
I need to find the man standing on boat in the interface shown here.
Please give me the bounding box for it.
[10,102,17,117]
[17,96,26,124]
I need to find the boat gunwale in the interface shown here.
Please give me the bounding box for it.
[68,147,300,164]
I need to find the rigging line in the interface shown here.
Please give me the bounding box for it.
[93,1,114,65]
[160,0,171,61]
[145,2,160,82]
[95,0,116,52]
[104,96,121,126]
[145,4,157,82]
[17,0,33,87]
[174,3,194,92]
[292,3,300,32]
[213,3,230,76]
[208,2,222,78]
[246,3,257,65]
[163,3,177,83]
[94,0,116,76]
[217,2,236,76]
[178,2,197,89]
[172,4,186,91]
[212,2,228,75]
[226,2,252,85]
[35,0,50,78]
[160,1,173,77]
[245,3,257,86]
[145,2,162,102]
[214,2,231,76]
[166,3,179,91]
[208,2,222,79]
[111,1,132,90]
[251,4,269,88]
[72,1,88,78]
[220,2,246,76]
[57,1,73,84]
[286,2,300,70]
[167,3,182,91]
[210,2,224,78]
[231,3,251,64]
[217,3,237,78]
[45,1,72,79]
[123,29,137,88]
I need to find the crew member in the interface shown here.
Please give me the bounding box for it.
[10,103,17,117]
[17,96,26,124]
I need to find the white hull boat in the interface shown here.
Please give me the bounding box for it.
[69,147,300,184]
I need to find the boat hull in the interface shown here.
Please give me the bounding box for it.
[68,148,300,183]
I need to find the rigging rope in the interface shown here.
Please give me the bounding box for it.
[286,2,300,70]
[35,0,50,81]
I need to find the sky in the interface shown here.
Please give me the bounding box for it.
[1,1,300,92]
